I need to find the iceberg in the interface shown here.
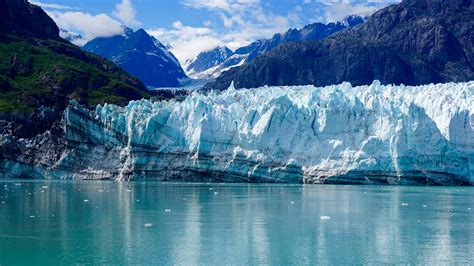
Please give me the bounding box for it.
[1,81,473,185]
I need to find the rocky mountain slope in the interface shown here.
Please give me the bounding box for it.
[84,28,187,88]
[185,46,233,79]
[207,0,474,90]
[0,0,58,39]
[189,15,363,80]
[0,0,149,113]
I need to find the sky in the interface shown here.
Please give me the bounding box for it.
[32,0,399,64]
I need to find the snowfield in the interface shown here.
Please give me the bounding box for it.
[3,81,474,184]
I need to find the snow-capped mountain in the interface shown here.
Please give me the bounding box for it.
[208,0,474,90]
[188,15,364,80]
[83,28,187,88]
[185,46,233,79]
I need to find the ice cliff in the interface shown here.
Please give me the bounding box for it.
[1,81,473,185]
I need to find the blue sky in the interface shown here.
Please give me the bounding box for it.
[33,0,398,63]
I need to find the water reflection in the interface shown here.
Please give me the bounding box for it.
[0,182,473,264]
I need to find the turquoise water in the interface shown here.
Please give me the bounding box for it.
[0,181,473,265]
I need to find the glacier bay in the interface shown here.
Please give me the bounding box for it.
[1,81,473,185]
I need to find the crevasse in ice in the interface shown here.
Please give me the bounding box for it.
[45,81,474,184]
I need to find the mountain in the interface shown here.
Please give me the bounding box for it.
[185,46,233,79]
[83,28,187,88]
[207,0,474,90]
[189,15,364,80]
[0,0,59,39]
[0,0,149,113]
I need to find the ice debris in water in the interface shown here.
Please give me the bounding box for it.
[401,203,408,206]
[165,209,171,212]
[144,223,153,228]
[320,216,331,220]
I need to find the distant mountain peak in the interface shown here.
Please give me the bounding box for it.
[341,14,365,27]
[122,27,134,37]
[187,16,364,80]
[186,46,234,79]
[83,28,187,88]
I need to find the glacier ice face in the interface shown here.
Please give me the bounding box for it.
[2,81,474,185]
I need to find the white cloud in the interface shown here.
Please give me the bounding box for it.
[47,11,124,41]
[323,3,382,21]
[308,0,398,22]
[154,0,297,64]
[30,1,73,10]
[148,22,223,63]
[182,0,260,13]
[42,0,142,45]
[113,0,141,28]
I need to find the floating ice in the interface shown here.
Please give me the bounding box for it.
[320,216,331,220]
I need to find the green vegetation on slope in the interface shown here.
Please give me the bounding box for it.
[0,34,150,112]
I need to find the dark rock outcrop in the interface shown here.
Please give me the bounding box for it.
[207,0,474,90]
[0,0,59,39]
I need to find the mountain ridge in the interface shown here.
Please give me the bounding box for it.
[207,0,474,90]
[187,15,364,80]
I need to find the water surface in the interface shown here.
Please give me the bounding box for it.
[0,181,473,264]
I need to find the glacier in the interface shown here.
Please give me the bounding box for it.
[1,81,473,185]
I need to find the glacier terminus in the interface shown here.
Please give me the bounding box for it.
[1,81,473,185]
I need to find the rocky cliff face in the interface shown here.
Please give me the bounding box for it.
[207,0,474,90]
[0,0,59,39]
[1,81,473,185]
